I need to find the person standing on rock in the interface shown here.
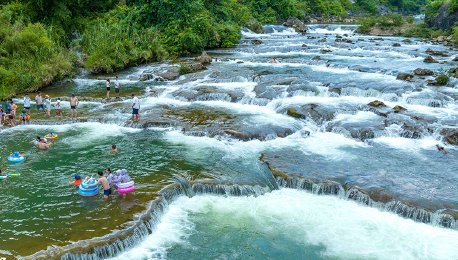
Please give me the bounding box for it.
[131,93,140,122]
[35,92,44,111]
[44,95,51,117]
[70,94,79,119]
[115,76,121,98]
[23,93,31,112]
[106,79,111,99]
[55,98,63,118]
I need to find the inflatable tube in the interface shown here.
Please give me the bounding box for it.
[115,181,135,189]
[8,154,25,163]
[78,178,98,197]
[117,185,135,194]
[44,133,58,139]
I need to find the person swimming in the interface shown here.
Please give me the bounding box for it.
[69,175,82,186]
[111,144,117,153]
[436,144,448,155]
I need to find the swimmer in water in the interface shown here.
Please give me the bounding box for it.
[436,144,447,155]
[111,144,117,153]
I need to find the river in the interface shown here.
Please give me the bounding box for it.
[0,24,457,259]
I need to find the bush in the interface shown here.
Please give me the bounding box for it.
[436,74,450,85]
[80,7,168,73]
[0,4,72,98]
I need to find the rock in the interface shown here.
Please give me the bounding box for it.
[335,38,353,43]
[368,100,386,108]
[449,67,458,77]
[396,73,414,81]
[440,128,458,145]
[195,51,212,65]
[392,43,401,47]
[283,17,307,34]
[453,56,458,62]
[318,38,327,43]
[157,71,180,81]
[402,39,412,43]
[425,2,458,30]
[320,48,332,53]
[425,48,449,57]
[251,39,263,45]
[302,44,308,48]
[413,68,434,76]
[179,63,207,75]
[139,72,155,81]
[312,56,321,61]
[350,128,375,141]
[428,74,449,86]
[393,105,407,113]
[287,108,303,119]
[423,56,438,63]
[285,104,335,123]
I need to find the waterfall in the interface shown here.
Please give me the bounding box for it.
[274,174,457,229]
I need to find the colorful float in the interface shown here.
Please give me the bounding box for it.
[112,169,135,195]
[78,177,99,197]
[7,152,25,163]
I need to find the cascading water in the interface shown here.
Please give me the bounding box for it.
[2,23,458,259]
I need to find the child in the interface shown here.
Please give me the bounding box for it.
[20,110,28,124]
[69,175,82,186]
[55,98,63,118]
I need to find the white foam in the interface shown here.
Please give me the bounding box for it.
[307,27,355,35]
[332,111,380,124]
[164,128,365,161]
[114,189,458,260]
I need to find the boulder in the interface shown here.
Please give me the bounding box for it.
[392,43,401,47]
[157,71,179,81]
[449,67,458,77]
[283,17,307,34]
[440,128,458,145]
[453,56,458,62]
[393,105,407,113]
[425,48,449,57]
[368,100,386,108]
[195,51,212,65]
[318,38,327,43]
[251,39,263,45]
[312,56,321,61]
[302,44,308,48]
[396,73,414,81]
[402,39,412,43]
[286,104,335,122]
[320,48,332,53]
[424,56,438,63]
[413,68,434,76]
[139,72,155,81]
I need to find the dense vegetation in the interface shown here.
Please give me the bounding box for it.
[0,0,450,98]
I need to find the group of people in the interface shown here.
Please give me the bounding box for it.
[69,167,116,199]
[33,92,79,119]
[1,98,21,126]
[105,76,121,99]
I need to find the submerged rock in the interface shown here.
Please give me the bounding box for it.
[368,100,386,108]
[285,104,335,123]
[413,68,434,76]
[440,128,458,145]
[393,105,407,113]
[423,55,438,63]
[396,73,414,81]
[392,43,401,47]
[425,48,449,57]
[251,39,263,45]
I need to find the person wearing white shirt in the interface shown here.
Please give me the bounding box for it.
[114,76,120,98]
[23,93,31,112]
[131,93,140,121]
[106,79,111,99]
